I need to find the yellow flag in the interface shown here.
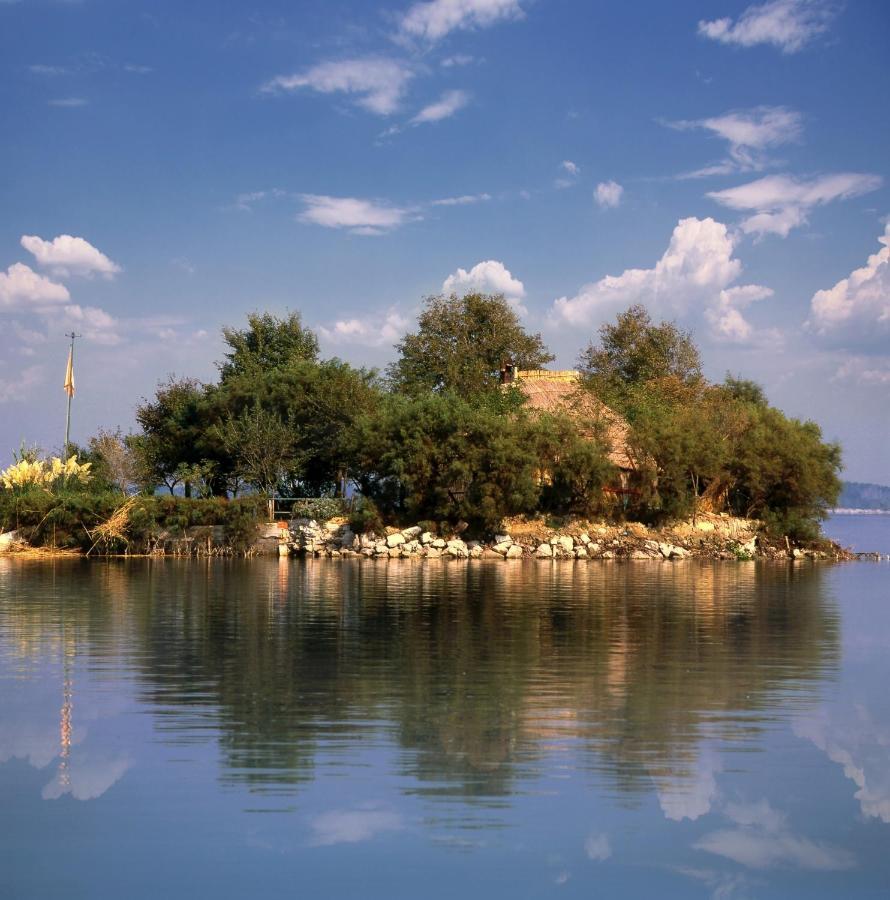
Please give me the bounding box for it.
[63,347,75,398]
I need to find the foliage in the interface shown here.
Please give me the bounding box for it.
[348,498,384,535]
[352,392,540,534]
[219,311,319,382]
[0,490,267,553]
[288,497,345,522]
[87,428,139,493]
[579,304,702,408]
[529,414,616,518]
[214,404,296,495]
[387,293,553,397]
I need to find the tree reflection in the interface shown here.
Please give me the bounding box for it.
[0,558,840,808]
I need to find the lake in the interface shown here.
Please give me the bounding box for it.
[1,539,888,897]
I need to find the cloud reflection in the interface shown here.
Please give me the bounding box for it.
[309,807,404,846]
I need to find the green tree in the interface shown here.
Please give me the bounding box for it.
[352,392,540,533]
[219,311,319,382]
[388,293,553,397]
[579,305,702,407]
[131,377,211,495]
[214,404,296,496]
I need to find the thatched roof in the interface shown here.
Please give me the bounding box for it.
[509,369,636,471]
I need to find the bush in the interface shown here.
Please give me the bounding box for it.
[349,498,384,535]
[288,497,344,521]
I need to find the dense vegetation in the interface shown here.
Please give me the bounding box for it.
[2,296,843,542]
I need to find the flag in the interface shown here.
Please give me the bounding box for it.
[63,347,75,398]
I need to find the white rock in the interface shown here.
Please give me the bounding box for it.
[426,547,441,558]
[386,533,406,548]
[536,543,553,558]
[494,534,510,544]
[493,540,513,555]
[431,538,447,549]
[575,547,588,559]
[374,541,388,553]
[446,539,468,558]
[401,526,422,539]
[578,532,591,545]
[469,546,483,559]
[505,545,524,559]
[420,531,433,545]
[556,535,574,552]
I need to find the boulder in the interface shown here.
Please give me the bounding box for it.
[420,531,434,545]
[401,525,422,539]
[469,545,483,559]
[446,539,468,558]
[505,544,524,559]
[536,543,553,558]
[386,533,406,548]
[575,547,588,559]
[494,534,510,544]
[388,547,403,558]
[493,540,513,555]
[431,538,447,549]
[426,547,441,559]
[556,535,574,553]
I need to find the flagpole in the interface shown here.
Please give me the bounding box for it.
[64,332,77,456]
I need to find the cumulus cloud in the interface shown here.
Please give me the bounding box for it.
[555,160,581,189]
[795,699,890,823]
[707,173,882,238]
[431,192,492,206]
[561,160,580,177]
[262,57,413,116]
[399,0,524,43]
[833,356,890,386]
[59,304,121,345]
[21,234,121,278]
[318,309,409,348]
[297,195,418,235]
[669,106,802,178]
[807,225,889,345]
[309,808,403,846]
[551,217,773,345]
[698,0,836,54]
[442,259,526,312]
[411,89,470,124]
[0,263,70,309]
[584,833,612,861]
[594,181,623,209]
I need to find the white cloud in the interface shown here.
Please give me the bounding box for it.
[262,57,413,116]
[318,309,409,348]
[707,173,883,237]
[698,0,835,54]
[833,356,890,386]
[561,160,580,177]
[411,89,470,124]
[584,833,612,861]
[594,181,623,209]
[309,808,403,846]
[231,188,287,212]
[42,751,132,801]
[551,217,773,345]
[443,259,526,312]
[431,192,491,206]
[0,365,45,404]
[656,750,722,822]
[399,0,524,43]
[694,827,855,871]
[441,54,475,67]
[807,225,890,344]
[48,97,88,108]
[297,194,417,235]
[21,234,121,278]
[0,263,70,309]
[30,64,68,76]
[60,304,121,345]
[670,106,802,178]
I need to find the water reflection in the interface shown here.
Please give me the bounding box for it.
[0,558,839,807]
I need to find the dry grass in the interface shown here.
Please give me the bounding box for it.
[85,496,139,556]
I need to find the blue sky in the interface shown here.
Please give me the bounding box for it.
[1,0,888,481]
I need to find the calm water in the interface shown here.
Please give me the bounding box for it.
[1,550,888,898]
[825,512,890,555]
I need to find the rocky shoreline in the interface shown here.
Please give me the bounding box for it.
[283,513,866,562]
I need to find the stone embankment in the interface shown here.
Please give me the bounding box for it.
[282,514,858,562]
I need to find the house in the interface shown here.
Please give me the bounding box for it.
[500,363,640,493]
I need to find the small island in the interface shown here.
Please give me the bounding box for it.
[1,298,853,560]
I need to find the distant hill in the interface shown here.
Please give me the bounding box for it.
[838,482,890,511]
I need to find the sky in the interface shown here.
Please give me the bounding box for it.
[0,0,888,482]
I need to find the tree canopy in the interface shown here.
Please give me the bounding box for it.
[220,311,319,382]
[387,293,553,397]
